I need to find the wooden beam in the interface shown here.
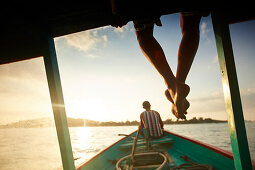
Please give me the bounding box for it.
[211,12,252,170]
[0,25,48,65]
[43,34,75,170]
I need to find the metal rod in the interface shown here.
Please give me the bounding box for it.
[211,12,252,170]
[43,35,75,170]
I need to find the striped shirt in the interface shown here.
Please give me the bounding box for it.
[140,110,164,138]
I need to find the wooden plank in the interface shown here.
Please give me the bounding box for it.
[2,7,255,65]
[211,12,252,170]
[0,25,47,65]
[43,34,75,170]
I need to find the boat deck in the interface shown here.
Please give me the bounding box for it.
[78,130,235,170]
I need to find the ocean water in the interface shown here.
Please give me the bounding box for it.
[0,123,254,170]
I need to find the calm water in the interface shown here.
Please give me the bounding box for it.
[0,123,254,170]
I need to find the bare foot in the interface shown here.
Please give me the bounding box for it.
[165,89,190,115]
[165,82,190,119]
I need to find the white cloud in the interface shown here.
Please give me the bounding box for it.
[189,94,225,115]
[240,88,255,96]
[188,87,255,120]
[210,89,223,97]
[102,35,108,42]
[208,55,218,70]
[87,54,99,58]
[113,23,133,35]
[62,30,108,53]
[56,23,132,55]
[0,58,53,124]
[201,21,210,37]
[212,55,218,64]
[114,27,125,33]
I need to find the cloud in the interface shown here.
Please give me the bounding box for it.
[0,58,49,98]
[114,27,125,33]
[61,29,108,54]
[190,91,223,103]
[0,58,53,124]
[189,89,225,113]
[188,87,255,120]
[0,58,46,83]
[240,88,255,96]
[55,23,133,56]
[87,54,99,58]
[212,55,218,64]
[200,21,210,37]
[113,23,134,35]
[102,35,108,42]
[208,55,218,70]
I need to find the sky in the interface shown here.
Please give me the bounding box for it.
[0,13,255,125]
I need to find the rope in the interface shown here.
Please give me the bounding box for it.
[116,152,167,170]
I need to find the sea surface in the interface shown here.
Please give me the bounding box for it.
[0,122,254,170]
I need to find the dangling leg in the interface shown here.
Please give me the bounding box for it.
[176,14,201,82]
[165,14,201,117]
[135,25,189,119]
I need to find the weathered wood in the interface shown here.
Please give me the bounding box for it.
[43,34,75,170]
[212,12,252,170]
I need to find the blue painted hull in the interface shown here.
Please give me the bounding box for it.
[77,130,239,170]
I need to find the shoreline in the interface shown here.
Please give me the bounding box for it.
[0,117,231,128]
[2,117,255,129]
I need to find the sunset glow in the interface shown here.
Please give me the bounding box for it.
[0,14,255,125]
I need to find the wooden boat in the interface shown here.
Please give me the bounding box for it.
[77,129,248,170]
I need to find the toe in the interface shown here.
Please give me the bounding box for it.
[165,89,174,104]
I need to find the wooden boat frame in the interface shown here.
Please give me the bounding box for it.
[76,129,235,169]
[1,6,254,170]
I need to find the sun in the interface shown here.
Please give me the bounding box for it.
[65,99,110,122]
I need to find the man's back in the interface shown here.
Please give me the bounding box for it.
[140,110,164,138]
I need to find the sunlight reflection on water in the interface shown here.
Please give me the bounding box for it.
[69,123,255,168]
[69,126,138,167]
[0,123,254,170]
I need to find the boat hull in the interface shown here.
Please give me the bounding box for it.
[77,130,246,170]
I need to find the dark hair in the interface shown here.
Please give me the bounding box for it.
[142,101,150,108]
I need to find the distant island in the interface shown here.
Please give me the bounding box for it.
[0,117,227,128]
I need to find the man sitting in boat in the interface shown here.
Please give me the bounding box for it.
[140,101,164,139]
